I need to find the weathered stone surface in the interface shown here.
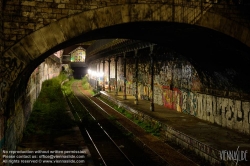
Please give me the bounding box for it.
[20,35,41,60]
[10,43,31,63]
[57,17,78,40]
[29,30,50,56]
[47,21,66,45]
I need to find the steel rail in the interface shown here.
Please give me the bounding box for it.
[69,81,134,166]
[62,89,106,166]
[77,87,171,165]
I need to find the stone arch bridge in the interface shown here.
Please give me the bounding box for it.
[0,0,250,150]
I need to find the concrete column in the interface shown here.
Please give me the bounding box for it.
[108,59,111,92]
[134,50,139,105]
[96,63,99,91]
[115,57,118,96]
[123,53,127,100]
[150,46,154,112]
[102,60,105,91]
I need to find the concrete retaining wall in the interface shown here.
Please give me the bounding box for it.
[1,56,61,152]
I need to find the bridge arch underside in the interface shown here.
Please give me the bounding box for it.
[7,21,250,113]
[1,4,250,150]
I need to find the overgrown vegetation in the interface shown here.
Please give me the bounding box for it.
[24,73,75,136]
[61,78,95,127]
[99,96,161,137]
[81,76,95,95]
[78,75,161,137]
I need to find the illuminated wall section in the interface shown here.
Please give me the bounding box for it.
[70,46,86,62]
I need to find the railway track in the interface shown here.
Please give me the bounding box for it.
[72,81,200,166]
[64,81,164,166]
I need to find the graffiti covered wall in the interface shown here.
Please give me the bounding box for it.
[89,51,250,135]
[122,53,250,135]
[3,55,61,150]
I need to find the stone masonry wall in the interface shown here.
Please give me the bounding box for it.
[3,55,61,151]
[0,0,5,150]
[2,0,213,49]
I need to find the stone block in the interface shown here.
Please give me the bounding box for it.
[66,4,74,9]
[72,12,92,34]
[61,9,69,15]
[48,13,58,19]
[21,5,31,11]
[19,35,41,60]
[4,22,19,29]
[68,9,82,15]
[36,24,56,51]
[21,1,36,6]
[36,2,48,8]
[13,17,28,23]
[76,5,83,10]
[20,23,35,30]
[48,21,66,45]
[42,8,53,13]
[4,41,15,48]
[11,29,25,35]
[121,5,130,23]
[56,14,67,20]
[24,29,33,36]
[58,4,66,8]
[61,0,70,3]
[6,0,20,5]
[17,35,25,40]
[57,17,79,40]
[53,8,62,14]
[41,12,49,19]
[29,30,50,57]
[5,5,15,11]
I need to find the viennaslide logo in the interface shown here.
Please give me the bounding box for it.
[219,146,248,166]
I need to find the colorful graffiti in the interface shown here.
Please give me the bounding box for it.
[162,86,182,112]
[162,86,173,109]
[110,55,250,135]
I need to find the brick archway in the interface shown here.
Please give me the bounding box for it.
[2,4,250,113]
[1,3,250,149]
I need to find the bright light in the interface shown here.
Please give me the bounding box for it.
[98,72,104,77]
[87,69,103,78]
[92,71,97,77]
[88,69,92,75]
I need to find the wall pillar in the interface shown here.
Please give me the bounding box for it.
[150,46,154,112]
[134,50,139,105]
[123,53,127,100]
[102,60,105,91]
[95,62,99,91]
[108,59,111,92]
[115,57,118,96]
